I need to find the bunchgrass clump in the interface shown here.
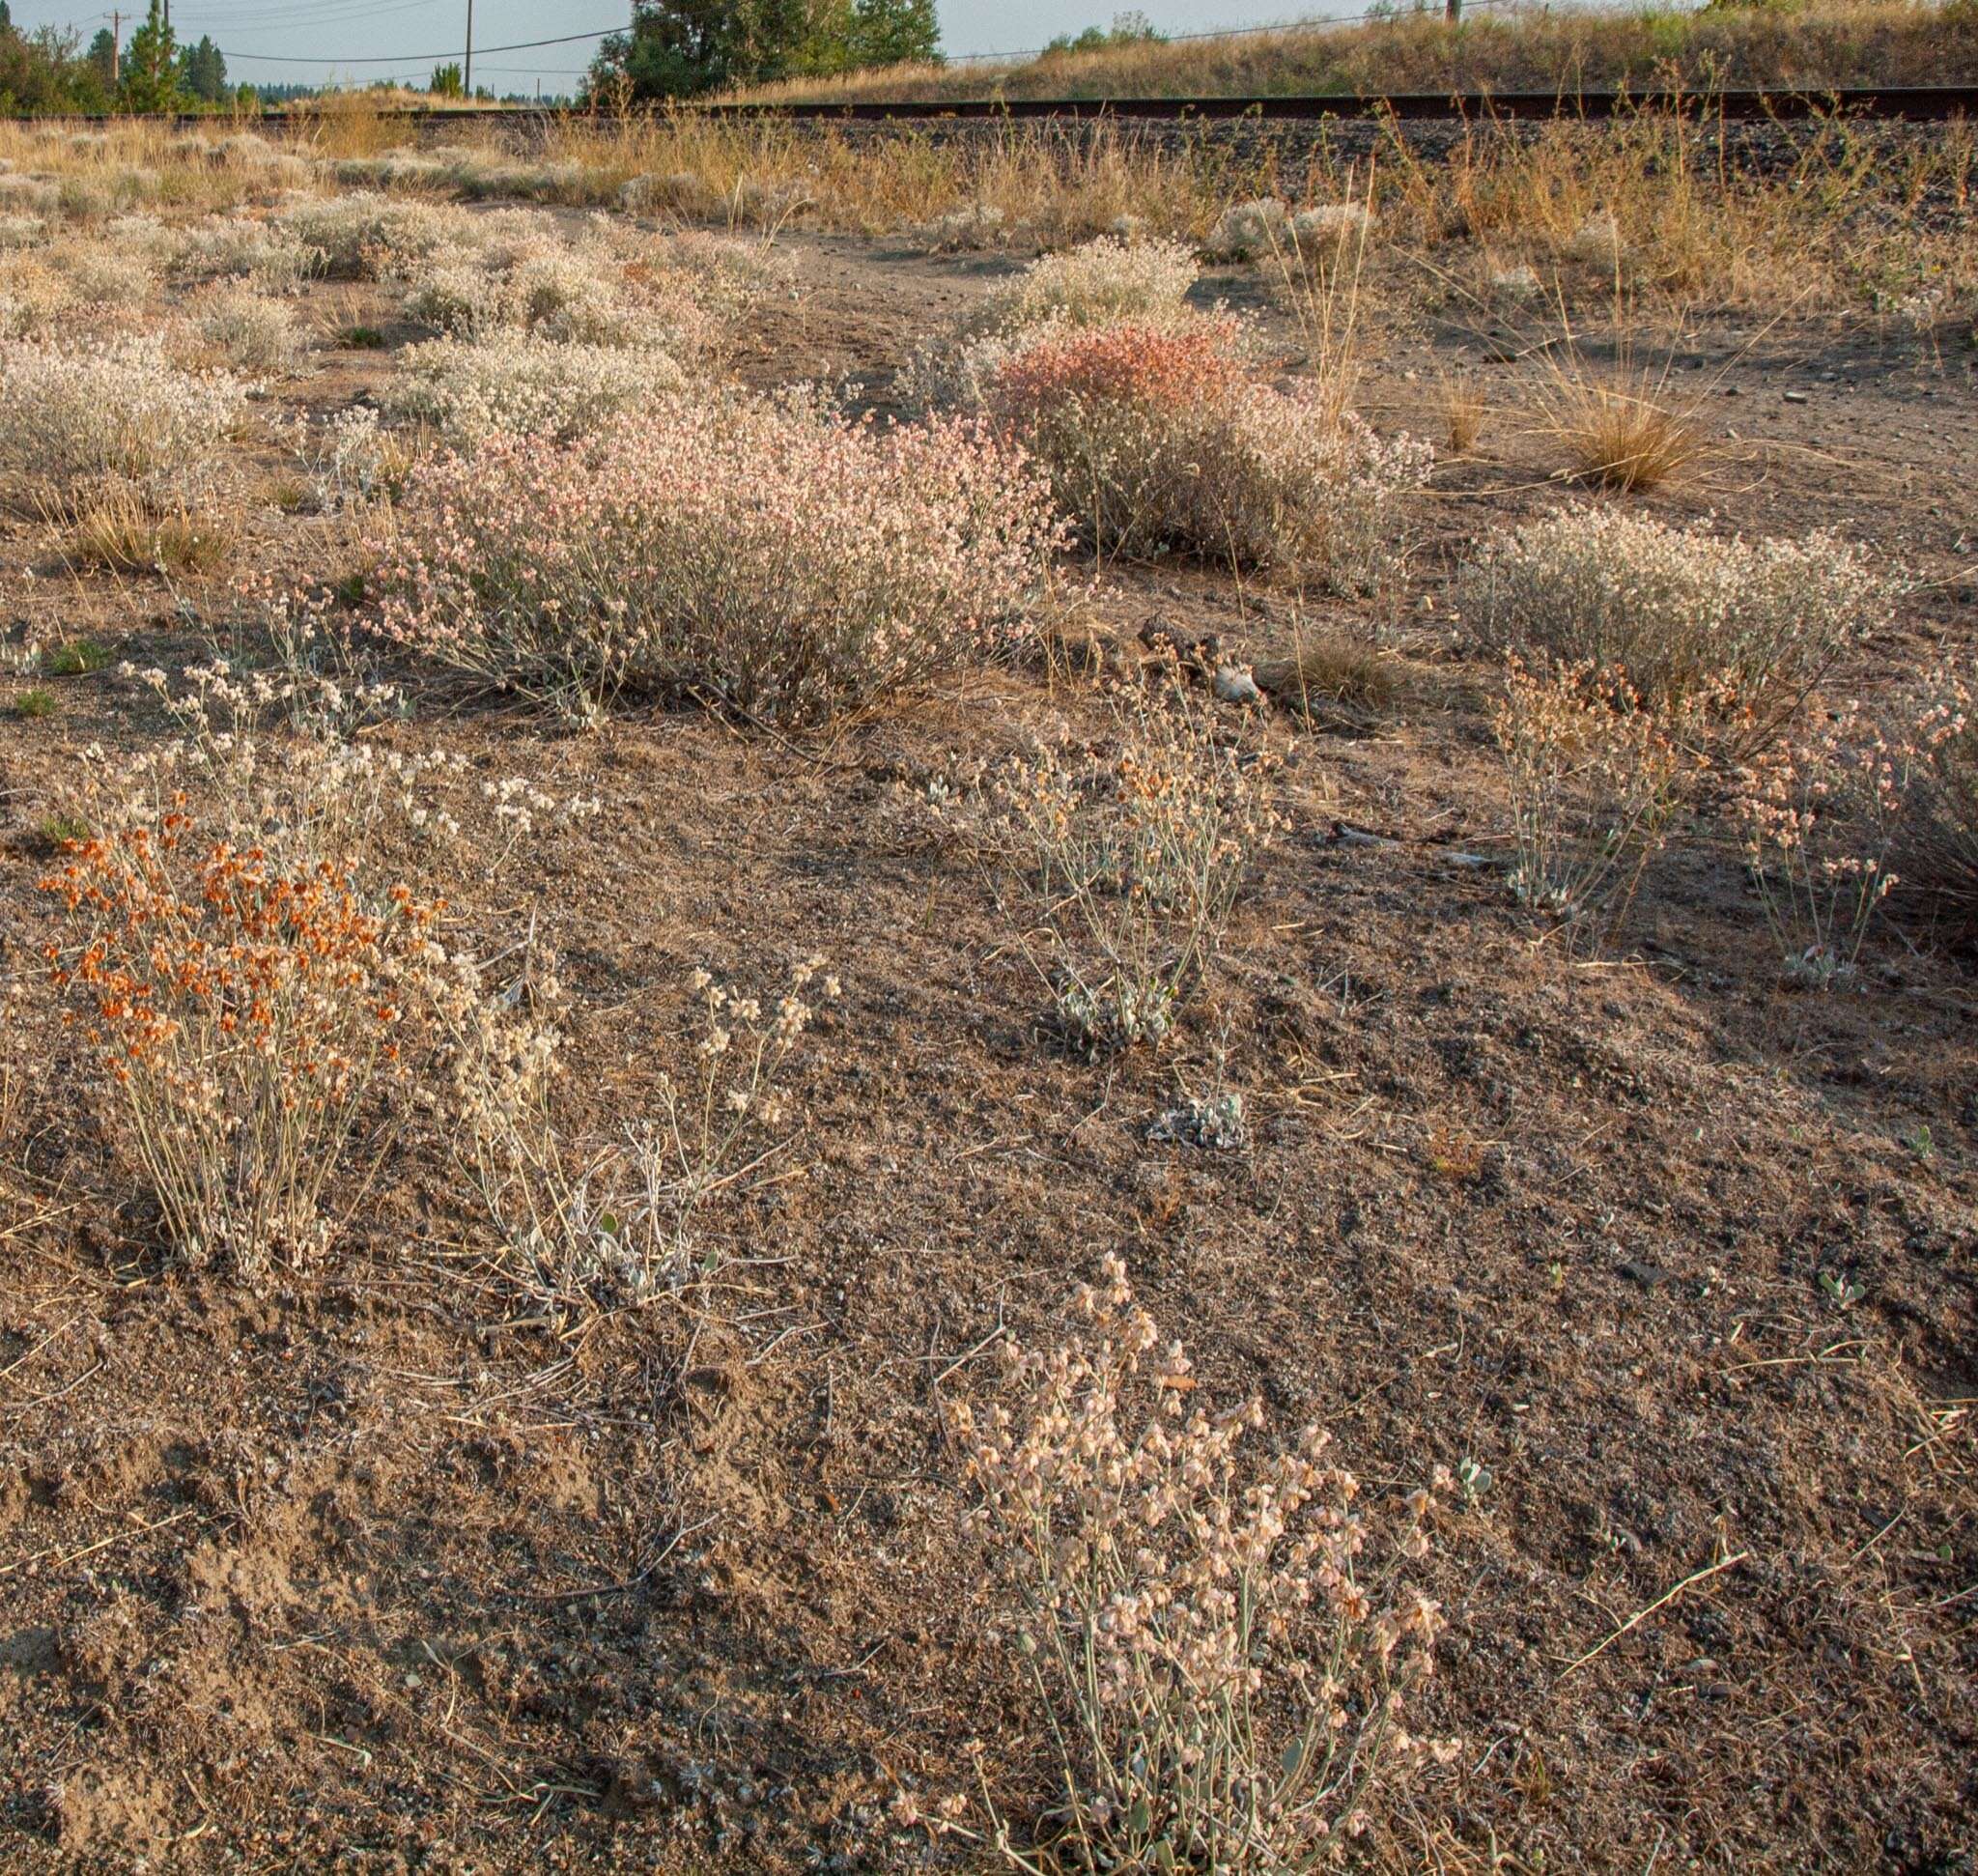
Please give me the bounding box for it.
[370,394,1062,723]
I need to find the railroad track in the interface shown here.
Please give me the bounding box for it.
[29,84,1978,129]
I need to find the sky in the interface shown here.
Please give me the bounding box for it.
[10,0,1346,97]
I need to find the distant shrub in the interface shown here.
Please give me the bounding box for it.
[0,337,250,495]
[275,191,470,278]
[186,286,304,374]
[969,233,1199,336]
[370,394,1061,723]
[1459,506,1893,736]
[976,315,1429,583]
[380,330,670,441]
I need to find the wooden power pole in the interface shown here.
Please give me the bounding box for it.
[110,9,122,86]
[464,0,473,96]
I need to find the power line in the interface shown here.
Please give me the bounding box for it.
[198,0,1522,74]
[218,22,620,63]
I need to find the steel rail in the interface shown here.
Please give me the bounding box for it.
[16,85,1978,129]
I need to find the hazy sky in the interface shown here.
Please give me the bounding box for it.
[14,0,1339,96]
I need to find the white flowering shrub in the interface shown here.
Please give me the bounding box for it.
[1457,506,1895,726]
[946,1255,1457,1870]
[1885,664,1977,944]
[400,233,721,357]
[0,336,251,493]
[370,395,1062,724]
[380,330,673,441]
[969,234,1199,337]
[999,690,1282,1052]
[306,406,423,509]
[447,956,833,1326]
[0,213,43,249]
[275,191,472,279]
[174,216,324,292]
[975,315,1429,584]
[1202,196,1291,263]
[185,286,304,374]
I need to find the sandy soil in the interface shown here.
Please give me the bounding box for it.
[1,227,1974,1872]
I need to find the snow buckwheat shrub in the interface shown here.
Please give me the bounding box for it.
[184,285,303,376]
[1000,685,1282,1051]
[0,336,250,495]
[275,192,470,279]
[1459,507,1895,739]
[372,395,1062,724]
[1493,656,1702,935]
[969,235,1200,338]
[173,216,324,293]
[947,1255,1457,1871]
[446,956,834,1328]
[380,330,672,442]
[1735,696,1952,983]
[35,660,584,1279]
[1889,661,1978,941]
[39,817,447,1283]
[978,317,1429,585]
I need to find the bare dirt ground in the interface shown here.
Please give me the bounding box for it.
[1,226,1975,1872]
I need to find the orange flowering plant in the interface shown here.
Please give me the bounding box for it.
[39,810,447,1279]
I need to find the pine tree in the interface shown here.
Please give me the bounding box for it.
[119,0,181,112]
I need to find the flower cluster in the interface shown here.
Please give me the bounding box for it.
[369,394,1063,724]
[948,1255,1456,1870]
[1459,506,1895,738]
[38,814,447,1281]
[974,316,1429,584]
[1001,687,1282,1051]
[380,328,677,442]
[445,956,836,1326]
[1733,692,1964,984]
[1493,655,1702,937]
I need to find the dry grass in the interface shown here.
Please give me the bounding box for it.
[1533,349,1712,493]
[1439,371,1485,455]
[68,482,235,574]
[726,0,1978,103]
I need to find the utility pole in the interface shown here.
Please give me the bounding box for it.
[1445,0,1460,18]
[463,0,472,97]
[110,8,121,86]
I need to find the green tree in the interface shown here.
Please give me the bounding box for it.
[849,0,940,67]
[587,0,938,98]
[118,0,182,112]
[86,24,117,89]
[178,34,228,105]
[430,59,464,97]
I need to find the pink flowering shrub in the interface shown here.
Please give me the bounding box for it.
[978,316,1430,586]
[1891,661,1978,943]
[1734,696,1962,983]
[369,394,1065,724]
[946,1255,1456,1869]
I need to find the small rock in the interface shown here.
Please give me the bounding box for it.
[1782,389,1810,405]
[1213,665,1263,705]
